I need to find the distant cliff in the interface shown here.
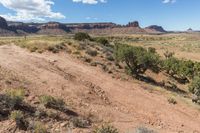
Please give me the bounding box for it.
[0,16,167,35]
[66,22,117,30]
[0,17,16,35]
[145,25,167,33]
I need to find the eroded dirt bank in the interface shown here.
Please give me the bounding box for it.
[0,45,200,133]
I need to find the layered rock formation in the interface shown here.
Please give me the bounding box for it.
[69,21,146,34]
[9,24,39,33]
[126,21,140,27]
[145,25,166,33]
[37,22,69,34]
[0,16,8,29]
[0,16,16,35]
[66,22,117,30]
[0,16,167,35]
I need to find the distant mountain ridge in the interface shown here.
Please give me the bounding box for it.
[145,25,167,33]
[0,16,167,35]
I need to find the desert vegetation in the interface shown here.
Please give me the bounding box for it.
[89,33,200,106]
[94,124,119,133]
[74,32,92,41]
[114,43,160,77]
[0,88,84,132]
[111,40,200,103]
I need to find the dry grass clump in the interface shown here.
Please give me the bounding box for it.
[6,88,25,109]
[39,95,65,110]
[33,122,47,133]
[10,110,29,130]
[94,124,119,133]
[168,97,177,104]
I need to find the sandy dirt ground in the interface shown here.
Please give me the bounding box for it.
[0,45,200,133]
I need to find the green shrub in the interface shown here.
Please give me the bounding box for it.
[114,44,160,77]
[10,110,28,130]
[39,95,65,110]
[148,47,156,54]
[34,122,47,133]
[162,58,194,81]
[74,32,91,41]
[10,110,24,121]
[162,57,180,77]
[189,76,200,96]
[96,37,109,45]
[194,62,200,76]
[6,89,25,109]
[178,60,194,79]
[94,124,119,133]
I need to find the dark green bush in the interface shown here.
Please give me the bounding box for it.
[189,76,200,96]
[96,37,109,45]
[148,47,156,54]
[114,44,160,76]
[10,110,28,130]
[74,32,91,41]
[10,110,24,122]
[194,62,200,76]
[178,60,194,79]
[6,89,25,109]
[162,57,180,77]
[162,58,194,82]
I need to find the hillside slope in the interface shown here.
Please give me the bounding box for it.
[0,45,200,132]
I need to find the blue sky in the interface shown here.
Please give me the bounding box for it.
[0,0,199,31]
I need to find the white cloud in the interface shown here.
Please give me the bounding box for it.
[72,0,107,4]
[0,0,65,22]
[162,0,176,4]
